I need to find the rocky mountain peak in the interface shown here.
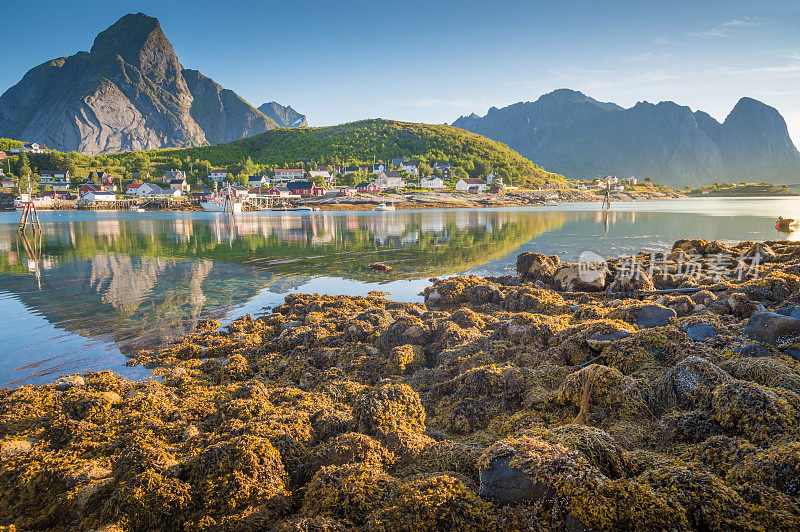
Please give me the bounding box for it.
[90,13,178,76]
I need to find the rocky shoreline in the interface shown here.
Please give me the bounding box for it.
[297,187,684,211]
[2,238,800,530]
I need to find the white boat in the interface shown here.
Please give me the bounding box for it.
[201,198,242,213]
[14,195,53,211]
[129,206,145,212]
[374,202,395,212]
[293,206,313,212]
[544,201,559,206]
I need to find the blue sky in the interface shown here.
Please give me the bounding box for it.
[3,0,800,142]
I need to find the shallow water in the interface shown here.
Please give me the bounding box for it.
[1,197,798,386]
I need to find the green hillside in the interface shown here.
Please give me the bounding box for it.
[1,120,564,189]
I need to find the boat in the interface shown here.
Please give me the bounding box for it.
[201,184,243,213]
[544,201,559,207]
[14,195,53,211]
[776,217,797,232]
[201,198,242,213]
[293,206,313,212]
[374,202,395,212]
[129,206,145,212]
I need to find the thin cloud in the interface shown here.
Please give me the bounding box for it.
[692,17,758,38]
[652,37,669,45]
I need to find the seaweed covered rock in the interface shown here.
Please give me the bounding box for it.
[743,311,800,348]
[554,263,608,292]
[187,434,289,525]
[557,364,646,425]
[353,382,429,455]
[711,379,797,443]
[727,442,800,495]
[652,356,731,410]
[478,436,596,506]
[516,252,559,285]
[366,475,496,531]
[300,463,398,526]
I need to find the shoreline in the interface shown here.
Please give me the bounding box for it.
[2,238,800,529]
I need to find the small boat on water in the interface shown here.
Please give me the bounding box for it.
[776,217,797,232]
[201,199,242,213]
[544,201,559,207]
[374,202,395,212]
[294,206,314,212]
[14,195,53,211]
[129,206,145,213]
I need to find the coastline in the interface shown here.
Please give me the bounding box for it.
[2,238,800,529]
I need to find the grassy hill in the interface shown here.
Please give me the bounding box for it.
[1,119,564,190]
[111,119,563,187]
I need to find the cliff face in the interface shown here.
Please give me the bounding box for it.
[453,89,800,186]
[258,102,307,128]
[0,13,277,154]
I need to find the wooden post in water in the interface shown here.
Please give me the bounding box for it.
[17,180,41,233]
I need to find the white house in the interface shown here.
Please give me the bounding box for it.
[399,161,418,175]
[247,175,268,188]
[274,169,305,181]
[10,142,46,154]
[128,183,166,197]
[420,176,446,189]
[455,178,487,193]
[209,169,229,182]
[372,163,388,174]
[83,191,116,202]
[308,170,333,186]
[375,170,406,189]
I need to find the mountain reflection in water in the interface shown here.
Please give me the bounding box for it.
[0,199,799,386]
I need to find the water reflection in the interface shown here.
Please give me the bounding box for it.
[0,199,798,386]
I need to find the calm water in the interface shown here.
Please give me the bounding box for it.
[1,197,799,386]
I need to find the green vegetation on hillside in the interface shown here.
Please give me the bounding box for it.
[0,120,564,191]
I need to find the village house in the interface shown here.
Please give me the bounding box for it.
[420,176,446,189]
[130,172,151,181]
[342,166,365,175]
[230,185,249,199]
[274,169,305,181]
[209,169,228,182]
[356,181,381,194]
[338,187,358,197]
[1,176,15,188]
[266,186,292,197]
[247,186,271,196]
[455,178,487,193]
[433,162,453,181]
[191,186,212,201]
[127,183,165,197]
[0,151,6,160]
[164,170,186,183]
[391,160,418,175]
[86,171,115,186]
[247,175,269,188]
[375,170,406,189]
[372,163,388,174]
[79,184,114,197]
[41,190,73,200]
[82,190,116,202]
[169,178,190,193]
[10,142,47,154]
[286,181,325,197]
[308,170,333,185]
[39,170,71,190]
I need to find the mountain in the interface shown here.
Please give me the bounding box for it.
[258,102,307,128]
[452,89,800,186]
[0,13,279,154]
[105,119,563,188]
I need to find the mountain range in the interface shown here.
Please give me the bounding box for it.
[453,89,800,186]
[0,13,306,155]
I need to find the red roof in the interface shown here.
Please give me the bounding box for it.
[0,152,6,159]
[127,183,144,189]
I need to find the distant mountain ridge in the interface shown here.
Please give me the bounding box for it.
[0,13,303,154]
[258,102,307,128]
[452,89,800,186]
